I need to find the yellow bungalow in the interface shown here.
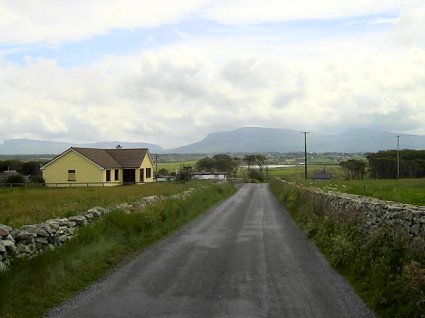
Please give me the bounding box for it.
[41,147,155,187]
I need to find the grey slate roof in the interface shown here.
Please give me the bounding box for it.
[70,147,149,169]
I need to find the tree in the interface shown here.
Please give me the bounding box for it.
[4,174,25,186]
[196,155,238,175]
[243,155,256,171]
[254,154,266,173]
[340,159,367,180]
[367,150,425,179]
[19,161,41,176]
[158,168,169,176]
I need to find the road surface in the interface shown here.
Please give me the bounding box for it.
[49,184,373,318]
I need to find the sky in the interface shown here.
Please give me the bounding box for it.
[0,0,424,149]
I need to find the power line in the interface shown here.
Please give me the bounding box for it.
[345,0,379,64]
[375,0,419,58]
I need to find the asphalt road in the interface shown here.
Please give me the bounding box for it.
[49,183,374,318]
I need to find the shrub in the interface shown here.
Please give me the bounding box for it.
[4,174,25,186]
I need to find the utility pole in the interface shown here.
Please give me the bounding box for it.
[396,135,400,179]
[302,131,309,180]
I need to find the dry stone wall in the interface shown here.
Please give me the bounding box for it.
[0,188,197,271]
[281,181,425,238]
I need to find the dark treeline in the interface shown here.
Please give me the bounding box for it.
[196,154,240,176]
[367,150,425,179]
[0,160,44,176]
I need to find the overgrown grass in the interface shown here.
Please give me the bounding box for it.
[0,183,236,318]
[0,181,203,227]
[267,164,345,182]
[270,178,425,317]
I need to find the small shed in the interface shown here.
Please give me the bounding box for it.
[313,167,331,181]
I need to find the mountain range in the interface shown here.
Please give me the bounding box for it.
[169,127,425,154]
[1,127,425,155]
[0,139,163,155]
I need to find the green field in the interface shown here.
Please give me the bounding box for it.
[267,164,345,181]
[156,160,198,173]
[0,182,203,227]
[269,164,425,206]
[305,178,425,206]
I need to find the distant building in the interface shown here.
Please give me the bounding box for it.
[41,147,154,187]
[192,172,226,180]
[313,166,331,181]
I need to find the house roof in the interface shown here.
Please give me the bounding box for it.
[42,147,150,170]
[313,171,332,180]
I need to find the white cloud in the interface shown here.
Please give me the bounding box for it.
[1,43,425,148]
[0,0,407,46]
[0,0,209,44]
[393,2,425,48]
[1,0,425,148]
[204,0,403,24]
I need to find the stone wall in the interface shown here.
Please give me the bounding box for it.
[280,181,425,238]
[0,188,197,271]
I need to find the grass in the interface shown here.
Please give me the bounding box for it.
[267,164,345,182]
[270,178,425,317]
[157,160,198,173]
[269,164,425,206]
[303,178,425,206]
[0,183,236,318]
[0,181,204,227]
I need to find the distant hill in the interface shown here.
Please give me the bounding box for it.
[0,139,164,155]
[2,128,425,155]
[168,127,425,154]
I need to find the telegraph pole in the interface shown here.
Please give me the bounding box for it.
[396,135,400,179]
[302,132,309,180]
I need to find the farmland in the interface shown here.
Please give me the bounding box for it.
[0,182,203,227]
[268,164,425,206]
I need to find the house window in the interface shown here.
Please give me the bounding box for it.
[146,168,152,178]
[114,169,119,181]
[106,170,111,182]
[68,170,76,181]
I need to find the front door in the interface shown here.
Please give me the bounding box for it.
[123,169,136,183]
[140,169,144,183]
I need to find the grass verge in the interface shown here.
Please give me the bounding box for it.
[0,183,236,318]
[269,178,425,318]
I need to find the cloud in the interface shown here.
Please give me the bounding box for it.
[393,2,425,48]
[0,0,209,45]
[0,0,406,46]
[1,0,425,148]
[1,42,425,148]
[204,0,403,24]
